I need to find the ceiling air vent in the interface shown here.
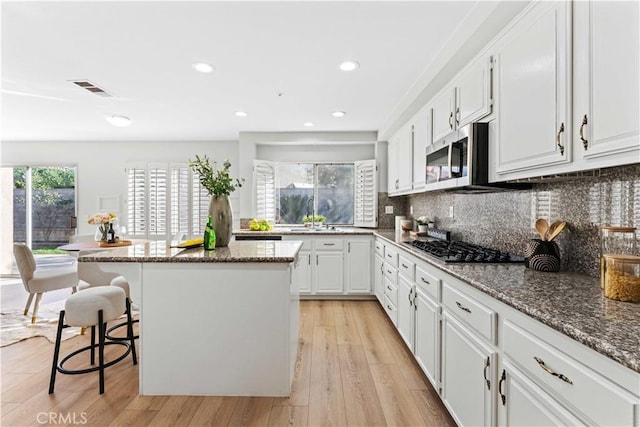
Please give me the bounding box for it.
[70,80,113,97]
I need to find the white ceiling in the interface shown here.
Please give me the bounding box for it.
[1,1,484,142]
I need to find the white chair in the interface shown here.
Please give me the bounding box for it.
[13,243,78,323]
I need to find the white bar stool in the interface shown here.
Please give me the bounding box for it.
[49,286,137,394]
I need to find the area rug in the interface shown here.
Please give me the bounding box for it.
[1,300,81,347]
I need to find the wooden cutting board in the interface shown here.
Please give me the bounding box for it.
[98,240,132,248]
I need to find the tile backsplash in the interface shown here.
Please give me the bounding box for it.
[402,163,640,277]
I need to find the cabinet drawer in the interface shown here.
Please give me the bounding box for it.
[383,263,398,284]
[503,320,639,427]
[398,256,415,280]
[442,283,496,343]
[384,277,398,307]
[383,295,398,326]
[283,236,311,250]
[384,247,399,268]
[314,239,344,251]
[416,266,440,300]
[375,240,385,257]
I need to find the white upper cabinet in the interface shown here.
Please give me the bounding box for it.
[492,1,572,180]
[432,88,457,142]
[412,105,431,191]
[572,0,640,168]
[455,56,493,129]
[432,56,493,143]
[387,122,413,195]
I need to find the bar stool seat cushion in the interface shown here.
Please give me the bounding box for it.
[110,276,130,299]
[65,287,125,327]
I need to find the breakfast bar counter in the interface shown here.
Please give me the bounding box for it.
[78,240,302,396]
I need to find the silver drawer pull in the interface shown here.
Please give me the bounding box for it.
[387,305,393,311]
[420,277,430,285]
[533,357,573,384]
[387,270,393,275]
[387,286,392,291]
[387,253,393,258]
[456,301,471,313]
[402,263,408,268]
[323,243,335,246]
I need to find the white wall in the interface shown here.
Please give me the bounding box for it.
[1,140,238,235]
[238,131,377,218]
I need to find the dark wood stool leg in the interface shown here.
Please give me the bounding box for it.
[49,310,65,394]
[125,298,137,365]
[98,310,105,394]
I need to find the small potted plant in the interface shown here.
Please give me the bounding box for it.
[302,214,326,227]
[416,216,429,232]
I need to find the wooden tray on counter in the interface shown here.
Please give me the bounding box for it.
[98,240,132,248]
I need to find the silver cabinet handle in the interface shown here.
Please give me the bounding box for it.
[580,114,588,150]
[533,357,573,384]
[420,277,430,285]
[323,243,335,246]
[456,301,471,313]
[387,305,393,311]
[387,285,392,291]
[387,270,393,275]
[401,263,408,269]
[455,106,460,126]
[408,288,413,305]
[556,122,565,156]
[449,111,454,129]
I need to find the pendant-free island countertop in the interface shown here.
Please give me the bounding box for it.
[79,239,302,396]
[77,240,303,263]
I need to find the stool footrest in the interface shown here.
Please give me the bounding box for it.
[57,341,131,375]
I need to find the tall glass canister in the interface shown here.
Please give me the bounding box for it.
[600,226,636,289]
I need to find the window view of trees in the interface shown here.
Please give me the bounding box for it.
[13,167,76,248]
[275,163,354,225]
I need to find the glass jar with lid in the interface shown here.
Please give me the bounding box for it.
[600,226,637,288]
[601,254,640,303]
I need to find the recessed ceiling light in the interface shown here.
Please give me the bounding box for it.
[192,62,214,73]
[105,115,132,127]
[332,111,346,117]
[338,60,359,71]
[304,122,315,127]
[235,111,248,117]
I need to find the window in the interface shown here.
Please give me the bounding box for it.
[254,160,377,227]
[126,163,208,239]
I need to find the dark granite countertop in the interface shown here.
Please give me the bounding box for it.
[374,230,640,374]
[77,240,303,263]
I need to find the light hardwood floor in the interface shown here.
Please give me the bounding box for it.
[1,300,455,426]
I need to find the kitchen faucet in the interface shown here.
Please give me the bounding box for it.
[306,197,314,229]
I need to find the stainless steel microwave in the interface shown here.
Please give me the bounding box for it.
[425,122,492,191]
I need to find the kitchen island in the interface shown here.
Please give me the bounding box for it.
[78,240,303,396]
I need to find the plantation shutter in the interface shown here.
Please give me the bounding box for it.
[126,167,147,237]
[170,165,191,240]
[354,159,377,228]
[148,165,168,239]
[253,160,276,221]
[191,171,210,236]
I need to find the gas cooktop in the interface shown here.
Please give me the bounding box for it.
[407,239,524,263]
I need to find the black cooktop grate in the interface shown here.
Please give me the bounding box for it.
[410,240,524,263]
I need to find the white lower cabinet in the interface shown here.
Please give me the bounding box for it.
[397,273,415,351]
[497,359,584,427]
[414,287,439,389]
[284,235,373,296]
[374,252,384,303]
[294,251,312,294]
[375,237,640,427]
[315,251,344,294]
[442,311,496,427]
[345,239,372,294]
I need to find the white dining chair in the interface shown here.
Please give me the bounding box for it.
[13,243,78,323]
